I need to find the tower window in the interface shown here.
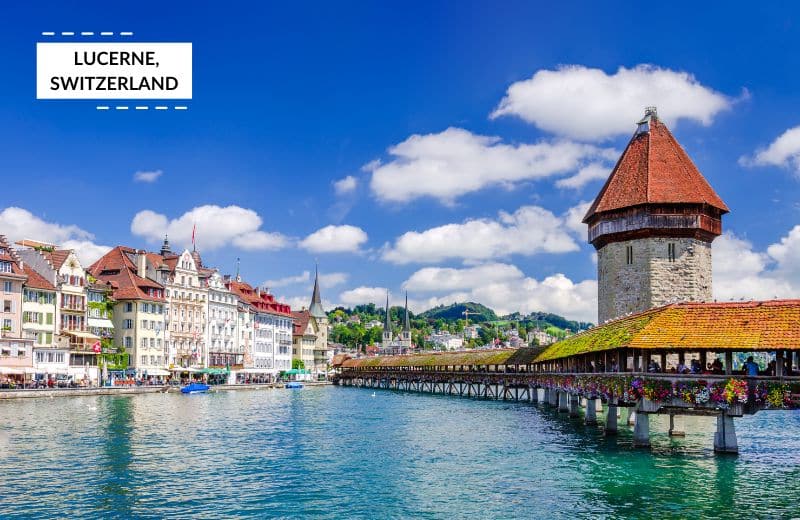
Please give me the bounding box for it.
[625,245,633,265]
[668,243,676,263]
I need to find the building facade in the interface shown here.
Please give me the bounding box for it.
[88,246,166,375]
[583,108,728,323]
[0,236,33,375]
[207,271,241,368]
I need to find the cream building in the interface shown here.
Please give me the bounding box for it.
[88,246,167,376]
[0,236,33,376]
[207,271,240,368]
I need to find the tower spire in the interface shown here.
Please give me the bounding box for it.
[160,234,172,256]
[403,292,410,332]
[384,290,391,330]
[309,263,326,318]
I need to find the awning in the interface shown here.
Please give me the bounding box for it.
[170,367,200,373]
[0,366,24,375]
[144,368,170,376]
[281,369,311,375]
[199,368,229,375]
[63,330,101,340]
[238,368,275,374]
[87,318,114,329]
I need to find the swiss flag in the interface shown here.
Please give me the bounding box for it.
[92,341,102,353]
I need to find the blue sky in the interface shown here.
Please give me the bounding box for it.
[3,1,800,322]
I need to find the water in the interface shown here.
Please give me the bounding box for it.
[1,387,800,519]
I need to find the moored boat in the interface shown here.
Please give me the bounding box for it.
[285,382,303,389]
[180,382,211,394]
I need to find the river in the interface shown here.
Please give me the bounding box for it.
[0,386,799,518]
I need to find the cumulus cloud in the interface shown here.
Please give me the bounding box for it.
[133,170,163,183]
[333,175,358,195]
[339,286,388,307]
[556,163,609,189]
[739,125,800,174]
[401,263,597,322]
[382,205,579,264]
[299,225,368,253]
[265,270,349,290]
[491,64,732,141]
[130,205,289,251]
[712,231,795,301]
[366,127,616,204]
[0,207,110,265]
[563,201,592,237]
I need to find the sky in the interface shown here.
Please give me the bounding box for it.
[3,1,800,323]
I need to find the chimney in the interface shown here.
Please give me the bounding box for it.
[137,251,147,278]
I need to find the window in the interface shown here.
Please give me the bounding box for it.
[123,319,133,329]
[141,355,147,365]
[141,338,147,348]
[141,320,148,329]
[46,313,53,325]
[0,261,11,273]
[3,300,11,313]
[124,337,132,348]
[125,302,133,312]
[668,243,677,263]
[3,281,12,292]
[3,318,12,329]
[625,245,633,265]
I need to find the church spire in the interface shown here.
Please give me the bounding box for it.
[309,263,326,319]
[160,234,172,256]
[384,290,391,330]
[403,292,410,332]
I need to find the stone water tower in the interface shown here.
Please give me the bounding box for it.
[583,107,729,323]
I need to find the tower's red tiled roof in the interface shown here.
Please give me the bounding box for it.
[292,310,311,337]
[40,249,72,270]
[583,115,729,222]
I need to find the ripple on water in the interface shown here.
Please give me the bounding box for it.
[1,387,800,518]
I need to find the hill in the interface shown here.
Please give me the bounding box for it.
[417,302,497,323]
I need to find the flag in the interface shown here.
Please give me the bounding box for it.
[191,223,196,247]
[92,341,101,353]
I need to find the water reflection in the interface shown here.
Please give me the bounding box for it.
[98,396,134,517]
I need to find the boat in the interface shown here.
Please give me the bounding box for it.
[285,382,304,389]
[180,382,211,394]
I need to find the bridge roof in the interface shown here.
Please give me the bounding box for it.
[535,300,800,362]
[340,349,515,368]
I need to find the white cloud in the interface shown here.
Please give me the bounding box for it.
[556,163,609,189]
[382,205,579,264]
[712,231,795,301]
[264,271,311,288]
[333,175,358,195]
[0,207,110,266]
[401,264,597,322]
[130,205,289,251]
[264,270,349,290]
[739,125,800,174]
[563,201,591,237]
[491,64,732,141]
[366,127,616,204]
[339,286,388,307]
[403,263,524,292]
[133,169,163,183]
[320,271,349,288]
[299,225,368,253]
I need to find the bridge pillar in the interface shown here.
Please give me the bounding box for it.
[558,391,569,412]
[585,397,598,424]
[605,400,618,434]
[668,414,685,437]
[627,407,636,426]
[633,412,651,448]
[595,399,603,412]
[580,397,587,408]
[714,414,738,454]
[530,387,538,403]
[569,394,580,417]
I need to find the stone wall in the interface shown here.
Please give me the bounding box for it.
[597,237,713,323]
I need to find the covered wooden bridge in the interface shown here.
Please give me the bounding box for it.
[334,300,800,454]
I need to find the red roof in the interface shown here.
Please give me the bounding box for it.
[40,249,72,270]
[0,235,25,277]
[88,246,164,302]
[22,265,54,290]
[227,280,292,317]
[583,115,729,222]
[292,310,311,336]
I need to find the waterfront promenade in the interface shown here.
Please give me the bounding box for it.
[0,380,331,399]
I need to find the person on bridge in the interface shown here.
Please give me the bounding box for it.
[744,356,759,377]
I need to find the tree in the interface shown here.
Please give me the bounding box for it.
[292,359,305,370]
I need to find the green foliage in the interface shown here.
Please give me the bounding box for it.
[418,302,498,323]
[292,359,305,370]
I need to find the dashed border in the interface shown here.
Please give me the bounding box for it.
[41,31,134,37]
[96,105,189,111]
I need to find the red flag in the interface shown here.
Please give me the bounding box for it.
[92,341,101,353]
[191,223,196,247]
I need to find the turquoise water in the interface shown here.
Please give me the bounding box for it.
[1,386,799,518]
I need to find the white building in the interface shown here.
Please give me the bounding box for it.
[207,271,240,368]
[429,332,463,351]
